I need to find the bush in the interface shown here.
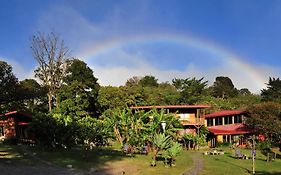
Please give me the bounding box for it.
[3,136,18,145]
[257,141,271,151]
[216,142,231,148]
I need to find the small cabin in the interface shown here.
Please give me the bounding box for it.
[0,111,32,142]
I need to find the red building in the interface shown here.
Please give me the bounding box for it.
[204,110,254,147]
[0,111,32,141]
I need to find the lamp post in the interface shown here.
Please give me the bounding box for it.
[161,121,167,134]
[250,135,257,175]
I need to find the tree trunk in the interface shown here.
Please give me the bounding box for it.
[114,125,123,146]
[47,92,52,112]
[152,148,159,166]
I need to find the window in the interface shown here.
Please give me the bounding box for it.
[207,119,213,126]
[234,115,242,124]
[215,117,222,126]
[224,116,232,125]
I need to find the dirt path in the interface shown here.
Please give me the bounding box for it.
[182,152,204,175]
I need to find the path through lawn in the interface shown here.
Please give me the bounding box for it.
[183,152,204,175]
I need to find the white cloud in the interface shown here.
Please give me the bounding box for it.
[86,50,276,94]
[34,4,278,93]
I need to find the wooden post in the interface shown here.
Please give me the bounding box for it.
[267,153,269,162]
[252,135,256,174]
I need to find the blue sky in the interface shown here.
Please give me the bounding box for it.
[1,0,281,92]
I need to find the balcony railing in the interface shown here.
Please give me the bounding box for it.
[179,117,205,125]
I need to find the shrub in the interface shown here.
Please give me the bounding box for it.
[257,141,271,151]
[3,136,18,145]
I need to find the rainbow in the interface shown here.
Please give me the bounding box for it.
[77,32,266,92]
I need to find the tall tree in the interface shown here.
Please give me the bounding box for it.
[261,77,281,102]
[0,61,18,105]
[246,102,281,145]
[58,59,100,118]
[139,75,159,87]
[19,79,47,112]
[125,76,141,87]
[31,32,70,112]
[212,76,238,99]
[239,88,251,96]
[172,77,208,104]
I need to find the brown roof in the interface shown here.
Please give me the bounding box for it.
[0,111,32,119]
[205,110,245,119]
[130,105,211,110]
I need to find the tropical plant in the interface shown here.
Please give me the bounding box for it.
[151,133,172,166]
[183,133,195,150]
[165,142,182,166]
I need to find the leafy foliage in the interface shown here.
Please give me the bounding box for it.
[58,59,100,118]
[165,142,182,166]
[246,102,281,145]
[172,77,207,104]
[18,79,47,113]
[212,76,238,99]
[0,61,19,106]
[139,75,159,87]
[261,77,281,102]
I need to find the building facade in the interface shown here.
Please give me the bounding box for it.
[204,110,254,147]
[0,111,32,141]
[130,105,210,135]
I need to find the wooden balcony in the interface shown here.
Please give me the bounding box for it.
[179,117,205,126]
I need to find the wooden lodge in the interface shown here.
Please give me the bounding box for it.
[130,105,211,135]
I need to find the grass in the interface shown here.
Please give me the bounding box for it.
[28,145,193,174]
[0,144,39,165]
[201,147,281,175]
[1,143,281,175]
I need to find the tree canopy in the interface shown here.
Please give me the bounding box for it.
[31,32,70,111]
[139,75,159,87]
[211,76,238,99]
[0,61,18,105]
[58,59,100,118]
[172,77,207,104]
[246,102,281,144]
[261,77,281,102]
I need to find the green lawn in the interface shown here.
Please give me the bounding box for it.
[1,143,281,175]
[0,144,40,165]
[29,146,193,175]
[201,148,281,175]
